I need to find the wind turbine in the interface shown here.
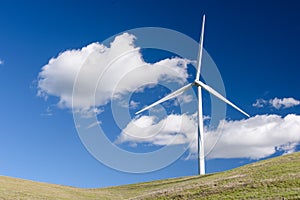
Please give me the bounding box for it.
[135,15,250,175]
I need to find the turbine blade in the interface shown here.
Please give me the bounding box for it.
[195,15,206,81]
[195,80,250,117]
[135,83,193,114]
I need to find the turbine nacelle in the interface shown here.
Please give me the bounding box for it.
[194,80,250,117]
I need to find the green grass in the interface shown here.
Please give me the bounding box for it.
[1,152,299,199]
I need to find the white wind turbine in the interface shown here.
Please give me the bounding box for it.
[135,15,250,175]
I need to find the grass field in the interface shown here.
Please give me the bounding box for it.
[0,152,299,199]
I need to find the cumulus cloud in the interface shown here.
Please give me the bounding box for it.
[117,114,300,160]
[270,97,300,109]
[205,114,300,159]
[37,33,190,112]
[252,99,267,108]
[253,97,300,109]
[115,113,197,146]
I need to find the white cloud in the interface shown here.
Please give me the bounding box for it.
[252,99,267,108]
[117,113,300,160]
[253,97,300,109]
[118,100,140,109]
[0,59,3,65]
[205,114,300,159]
[129,100,140,109]
[115,113,197,146]
[277,142,298,155]
[270,97,300,109]
[73,107,104,119]
[37,33,190,112]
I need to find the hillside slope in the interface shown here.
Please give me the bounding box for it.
[0,152,299,199]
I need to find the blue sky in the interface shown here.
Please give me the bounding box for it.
[0,0,300,188]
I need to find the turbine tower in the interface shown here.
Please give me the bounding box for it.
[135,15,250,175]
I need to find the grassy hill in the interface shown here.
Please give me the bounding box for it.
[0,152,299,199]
